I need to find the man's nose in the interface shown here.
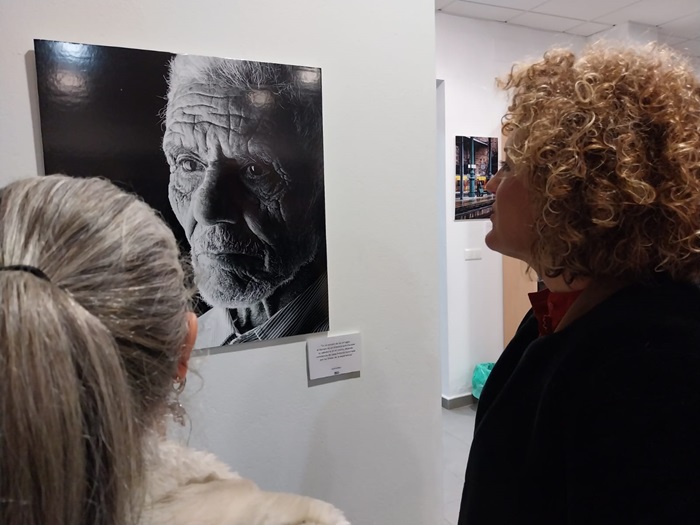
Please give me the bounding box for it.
[191,167,240,226]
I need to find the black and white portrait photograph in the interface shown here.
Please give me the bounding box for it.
[454,135,498,220]
[34,40,329,350]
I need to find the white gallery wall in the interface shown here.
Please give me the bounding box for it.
[0,1,442,524]
[436,13,586,401]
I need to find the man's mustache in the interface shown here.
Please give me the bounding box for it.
[191,225,266,256]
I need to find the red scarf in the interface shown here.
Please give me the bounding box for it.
[528,288,584,335]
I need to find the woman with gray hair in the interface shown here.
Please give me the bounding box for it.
[0,175,348,525]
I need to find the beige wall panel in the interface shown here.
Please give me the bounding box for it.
[502,255,537,345]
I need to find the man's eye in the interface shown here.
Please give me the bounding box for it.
[177,157,203,173]
[245,164,269,177]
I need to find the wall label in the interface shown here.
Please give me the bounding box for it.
[307,332,361,381]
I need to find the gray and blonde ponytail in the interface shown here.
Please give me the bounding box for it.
[0,176,192,525]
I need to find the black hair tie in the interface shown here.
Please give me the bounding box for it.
[0,265,51,282]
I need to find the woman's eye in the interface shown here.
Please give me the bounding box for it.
[177,157,203,173]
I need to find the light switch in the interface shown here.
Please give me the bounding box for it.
[464,248,482,261]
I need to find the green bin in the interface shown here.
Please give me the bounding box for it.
[472,362,495,400]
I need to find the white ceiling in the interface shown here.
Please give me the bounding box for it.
[436,0,700,56]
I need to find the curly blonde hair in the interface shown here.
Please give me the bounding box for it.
[500,42,700,282]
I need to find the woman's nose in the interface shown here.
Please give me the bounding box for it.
[485,173,501,194]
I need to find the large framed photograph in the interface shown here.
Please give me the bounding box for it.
[454,135,498,220]
[34,39,328,350]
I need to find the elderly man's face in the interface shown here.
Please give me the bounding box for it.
[163,82,323,308]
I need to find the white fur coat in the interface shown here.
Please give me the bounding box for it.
[140,440,349,525]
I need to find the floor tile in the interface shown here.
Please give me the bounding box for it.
[442,431,469,479]
[444,497,461,525]
[443,468,464,504]
[442,403,477,524]
[442,405,477,442]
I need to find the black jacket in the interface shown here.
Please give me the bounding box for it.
[459,279,700,524]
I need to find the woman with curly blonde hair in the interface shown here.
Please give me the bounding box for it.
[459,43,700,524]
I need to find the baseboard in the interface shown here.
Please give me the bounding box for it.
[442,394,476,409]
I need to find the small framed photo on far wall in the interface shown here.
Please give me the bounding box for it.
[454,135,498,221]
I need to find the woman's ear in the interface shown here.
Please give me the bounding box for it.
[177,312,198,381]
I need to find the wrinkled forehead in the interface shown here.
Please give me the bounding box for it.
[164,81,286,135]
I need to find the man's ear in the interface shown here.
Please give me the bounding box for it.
[177,312,198,381]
